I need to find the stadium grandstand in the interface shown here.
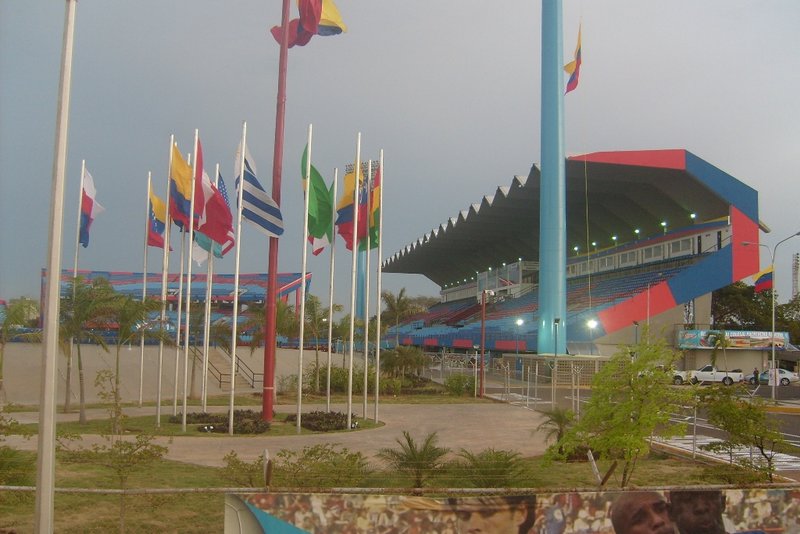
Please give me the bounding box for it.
[382,149,763,357]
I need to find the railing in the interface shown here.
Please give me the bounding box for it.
[189,346,263,389]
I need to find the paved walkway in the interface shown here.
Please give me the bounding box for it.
[6,400,549,467]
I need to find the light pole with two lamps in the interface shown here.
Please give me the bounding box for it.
[743,231,800,401]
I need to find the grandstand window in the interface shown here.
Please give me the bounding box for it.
[643,245,663,260]
[619,251,637,266]
[671,238,692,255]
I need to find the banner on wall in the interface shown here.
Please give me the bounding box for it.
[677,329,789,350]
[225,488,794,533]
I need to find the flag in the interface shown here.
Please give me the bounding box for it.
[366,165,381,250]
[271,0,346,48]
[235,142,284,237]
[754,266,774,293]
[169,144,193,229]
[564,24,582,94]
[78,168,104,247]
[147,189,168,249]
[335,168,368,251]
[195,169,234,251]
[301,144,334,255]
[192,231,219,266]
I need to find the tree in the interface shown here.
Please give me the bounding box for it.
[302,295,343,392]
[243,299,298,352]
[702,384,789,482]
[536,407,574,456]
[455,448,525,488]
[377,430,449,489]
[0,298,38,407]
[381,289,417,346]
[59,276,118,423]
[108,294,166,408]
[556,336,691,487]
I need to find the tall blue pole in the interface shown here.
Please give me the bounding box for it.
[537,0,567,355]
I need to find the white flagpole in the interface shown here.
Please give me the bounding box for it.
[229,121,247,435]
[374,150,384,422]
[66,158,85,411]
[140,172,152,407]
[157,135,174,427]
[326,169,338,413]
[363,160,372,418]
[296,123,313,433]
[173,199,186,416]
[182,129,200,431]
[36,0,76,527]
[346,133,361,431]
[200,164,219,412]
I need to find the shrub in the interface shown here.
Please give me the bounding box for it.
[444,373,473,396]
[273,443,371,487]
[284,411,354,431]
[171,410,270,434]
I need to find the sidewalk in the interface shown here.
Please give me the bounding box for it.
[4,400,550,467]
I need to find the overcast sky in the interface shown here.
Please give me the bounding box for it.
[2,1,799,310]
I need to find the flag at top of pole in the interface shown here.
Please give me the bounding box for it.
[235,142,284,238]
[78,167,104,247]
[564,23,582,94]
[754,266,774,293]
[271,0,347,48]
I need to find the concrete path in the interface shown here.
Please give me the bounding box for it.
[6,401,549,467]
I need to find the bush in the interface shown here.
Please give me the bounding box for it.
[170,410,270,434]
[381,377,403,396]
[444,373,474,396]
[273,443,371,487]
[284,411,355,431]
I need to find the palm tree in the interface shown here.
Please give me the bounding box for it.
[243,299,299,353]
[108,294,166,413]
[376,430,450,489]
[303,295,343,392]
[0,298,38,407]
[381,289,415,346]
[60,276,118,423]
[536,407,574,455]
[456,448,525,488]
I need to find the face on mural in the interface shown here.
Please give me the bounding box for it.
[611,492,676,534]
[669,491,726,534]
[451,497,536,534]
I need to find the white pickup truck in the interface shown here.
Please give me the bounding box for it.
[686,365,744,385]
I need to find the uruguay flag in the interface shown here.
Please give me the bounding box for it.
[234,142,284,238]
[79,168,104,247]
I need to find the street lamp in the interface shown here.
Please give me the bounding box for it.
[743,231,800,401]
[586,319,598,355]
[479,289,495,398]
[515,318,523,355]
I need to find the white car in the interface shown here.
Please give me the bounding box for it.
[745,368,800,386]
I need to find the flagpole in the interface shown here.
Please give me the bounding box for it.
[173,220,186,416]
[229,121,248,435]
[374,150,384,422]
[157,134,174,427]
[35,0,76,528]
[66,158,85,412]
[182,130,200,432]
[294,124,313,432]
[200,164,220,412]
[140,172,152,407]
[326,169,338,413]
[346,133,361,431]
[363,160,372,418]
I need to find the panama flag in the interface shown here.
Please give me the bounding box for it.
[754,266,774,293]
[78,168,104,247]
[564,24,582,94]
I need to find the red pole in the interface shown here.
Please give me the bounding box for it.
[479,291,486,397]
[263,0,292,423]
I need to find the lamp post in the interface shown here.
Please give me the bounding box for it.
[587,319,598,355]
[515,318,523,356]
[479,289,494,398]
[744,231,800,401]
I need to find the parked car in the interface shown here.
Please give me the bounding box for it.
[745,368,800,386]
[688,365,744,385]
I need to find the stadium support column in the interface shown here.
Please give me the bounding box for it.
[537,0,567,356]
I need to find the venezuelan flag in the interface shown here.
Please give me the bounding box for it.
[754,266,774,293]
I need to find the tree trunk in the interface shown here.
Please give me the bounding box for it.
[190,350,198,400]
[315,348,320,392]
[77,344,87,424]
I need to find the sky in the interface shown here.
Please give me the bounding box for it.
[2,1,800,312]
